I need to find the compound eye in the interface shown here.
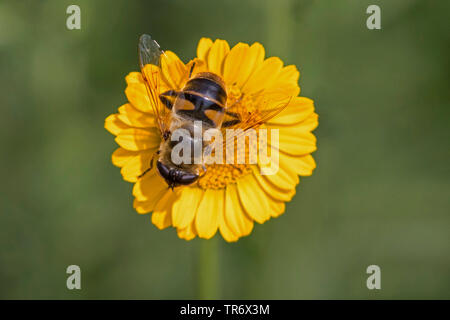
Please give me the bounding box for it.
[179,173,199,185]
[156,160,170,179]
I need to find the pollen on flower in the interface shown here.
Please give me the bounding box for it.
[198,163,252,190]
[227,84,242,102]
[226,84,258,115]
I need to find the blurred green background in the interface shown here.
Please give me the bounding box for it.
[0,0,449,299]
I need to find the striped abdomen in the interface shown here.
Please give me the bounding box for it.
[173,72,227,128]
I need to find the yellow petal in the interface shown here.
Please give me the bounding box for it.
[207,39,230,76]
[132,169,168,202]
[297,154,316,176]
[219,218,238,242]
[242,57,283,94]
[115,128,160,151]
[266,117,318,156]
[151,190,176,229]
[195,188,220,239]
[300,112,319,132]
[118,103,155,128]
[267,64,300,96]
[125,71,144,85]
[177,220,197,241]
[268,97,314,126]
[196,37,213,61]
[284,154,316,176]
[251,166,295,202]
[260,144,316,176]
[234,42,265,88]
[161,50,188,90]
[125,73,153,113]
[172,187,203,229]
[105,114,129,136]
[111,148,139,167]
[236,173,271,224]
[121,149,156,182]
[277,132,316,156]
[217,189,239,242]
[269,198,285,218]
[133,198,154,214]
[224,184,254,237]
[223,42,249,84]
[258,151,300,190]
[277,65,300,86]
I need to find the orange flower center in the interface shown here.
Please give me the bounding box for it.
[198,163,252,190]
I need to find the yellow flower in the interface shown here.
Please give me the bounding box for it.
[104,37,318,242]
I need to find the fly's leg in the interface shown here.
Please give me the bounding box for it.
[138,150,160,178]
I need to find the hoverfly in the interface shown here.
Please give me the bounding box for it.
[138,34,290,189]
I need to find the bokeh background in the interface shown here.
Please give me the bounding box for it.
[0,0,449,299]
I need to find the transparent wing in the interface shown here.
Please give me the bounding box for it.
[138,34,170,137]
[221,90,292,149]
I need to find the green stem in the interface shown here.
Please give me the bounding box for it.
[198,236,219,299]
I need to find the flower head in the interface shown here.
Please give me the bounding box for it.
[105,37,318,242]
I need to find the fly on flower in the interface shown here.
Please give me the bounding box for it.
[105,35,318,241]
[138,34,291,189]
